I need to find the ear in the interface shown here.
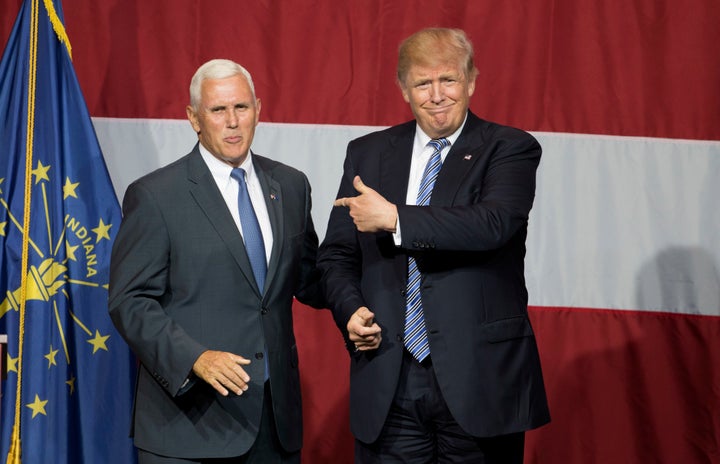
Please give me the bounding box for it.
[254,98,262,126]
[467,70,477,97]
[186,105,201,133]
[397,80,411,103]
[467,78,476,98]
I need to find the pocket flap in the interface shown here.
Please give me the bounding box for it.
[483,316,533,343]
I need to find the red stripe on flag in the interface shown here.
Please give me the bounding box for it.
[2,1,718,139]
[292,301,353,463]
[294,301,720,463]
[294,303,720,464]
[529,306,720,463]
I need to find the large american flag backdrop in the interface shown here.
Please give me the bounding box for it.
[2,1,718,462]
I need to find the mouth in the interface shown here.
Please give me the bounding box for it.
[224,136,243,143]
[425,104,452,114]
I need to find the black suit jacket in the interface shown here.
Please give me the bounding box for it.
[318,112,550,443]
[109,145,322,458]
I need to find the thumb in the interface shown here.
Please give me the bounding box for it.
[353,175,368,194]
[358,306,375,325]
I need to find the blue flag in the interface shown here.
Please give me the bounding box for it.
[0,1,137,463]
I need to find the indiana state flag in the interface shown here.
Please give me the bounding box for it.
[0,1,137,463]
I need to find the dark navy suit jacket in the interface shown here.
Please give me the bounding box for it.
[318,112,550,443]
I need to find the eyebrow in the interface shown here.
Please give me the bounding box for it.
[208,102,250,111]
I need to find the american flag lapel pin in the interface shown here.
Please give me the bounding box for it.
[270,192,279,201]
[464,154,472,160]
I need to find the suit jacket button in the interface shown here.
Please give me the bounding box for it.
[255,352,264,360]
[396,334,402,342]
[261,307,268,315]
[400,289,406,296]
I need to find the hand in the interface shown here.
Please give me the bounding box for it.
[192,350,252,396]
[335,176,398,233]
[347,306,382,351]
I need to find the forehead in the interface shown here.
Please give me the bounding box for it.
[200,75,253,103]
[405,60,465,81]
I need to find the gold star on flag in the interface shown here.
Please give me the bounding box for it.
[0,221,6,237]
[66,375,76,395]
[91,218,112,243]
[7,354,18,373]
[26,394,48,418]
[45,345,59,368]
[66,241,79,261]
[63,177,80,199]
[87,330,110,353]
[32,161,51,184]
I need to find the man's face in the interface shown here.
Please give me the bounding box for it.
[399,60,475,139]
[186,74,261,167]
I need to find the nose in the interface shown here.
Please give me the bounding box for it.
[226,109,239,128]
[429,82,444,103]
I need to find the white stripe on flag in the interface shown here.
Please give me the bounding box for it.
[93,117,720,317]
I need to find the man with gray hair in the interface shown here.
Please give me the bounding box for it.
[109,58,324,463]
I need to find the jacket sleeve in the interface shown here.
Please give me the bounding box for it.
[398,128,541,252]
[317,147,368,336]
[108,181,206,396]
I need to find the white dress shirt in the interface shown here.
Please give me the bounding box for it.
[199,145,273,264]
[394,115,467,244]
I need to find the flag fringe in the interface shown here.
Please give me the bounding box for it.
[42,0,71,59]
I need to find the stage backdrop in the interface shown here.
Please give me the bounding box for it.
[2,1,719,463]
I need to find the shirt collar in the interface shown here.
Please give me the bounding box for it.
[414,112,467,149]
[198,144,255,181]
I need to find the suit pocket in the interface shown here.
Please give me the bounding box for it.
[482,316,534,343]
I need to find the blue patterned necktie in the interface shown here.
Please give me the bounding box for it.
[230,168,267,293]
[404,137,450,362]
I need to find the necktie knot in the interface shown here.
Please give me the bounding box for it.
[416,138,450,208]
[230,167,246,183]
[428,137,450,152]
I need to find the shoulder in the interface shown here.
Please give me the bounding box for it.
[466,112,538,144]
[121,150,201,210]
[130,150,196,190]
[253,153,309,185]
[348,120,415,151]
[462,112,540,153]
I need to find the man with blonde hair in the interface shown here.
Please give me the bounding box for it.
[319,28,550,463]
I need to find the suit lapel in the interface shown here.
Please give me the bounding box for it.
[185,147,263,297]
[254,159,283,297]
[380,122,415,206]
[432,113,485,206]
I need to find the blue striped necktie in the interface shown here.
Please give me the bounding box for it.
[404,137,450,362]
[230,168,267,293]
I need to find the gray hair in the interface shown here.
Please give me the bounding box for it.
[189,59,256,109]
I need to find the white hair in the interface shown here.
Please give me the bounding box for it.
[189,59,256,109]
